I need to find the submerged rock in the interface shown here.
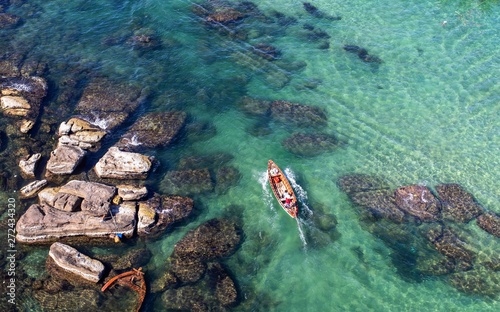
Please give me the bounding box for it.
[436,183,484,223]
[394,185,441,222]
[75,78,145,130]
[117,111,186,150]
[94,146,152,180]
[425,226,475,266]
[0,13,21,29]
[343,45,383,63]
[137,194,194,237]
[449,269,500,297]
[282,132,339,156]
[337,174,391,195]
[270,100,327,127]
[350,189,407,223]
[48,242,105,283]
[161,168,214,196]
[477,211,500,237]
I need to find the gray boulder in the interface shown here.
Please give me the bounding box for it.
[94,146,152,179]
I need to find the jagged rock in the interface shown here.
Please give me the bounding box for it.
[137,194,193,237]
[58,117,107,150]
[48,242,105,283]
[394,185,441,222]
[161,168,214,195]
[16,203,136,243]
[436,183,484,223]
[33,288,101,311]
[52,193,83,212]
[270,100,327,127]
[117,184,148,201]
[94,146,152,179]
[75,78,144,130]
[117,111,186,150]
[59,180,116,216]
[46,144,86,175]
[19,153,41,178]
[282,132,339,156]
[477,212,500,237]
[19,179,47,199]
[126,28,162,51]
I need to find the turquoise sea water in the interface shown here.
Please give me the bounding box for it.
[1,0,499,311]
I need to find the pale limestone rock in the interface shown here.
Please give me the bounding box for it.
[49,242,105,283]
[19,153,41,178]
[19,179,47,199]
[94,146,152,179]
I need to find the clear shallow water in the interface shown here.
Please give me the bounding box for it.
[1,0,499,311]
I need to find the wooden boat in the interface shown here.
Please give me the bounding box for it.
[101,267,146,312]
[267,160,298,218]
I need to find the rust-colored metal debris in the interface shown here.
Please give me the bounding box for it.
[101,267,146,312]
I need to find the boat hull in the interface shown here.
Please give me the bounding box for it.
[268,160,298,218]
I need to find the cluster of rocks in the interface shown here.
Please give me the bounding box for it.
[338,175,500,296]
[153,218,242,310]
[16,179,193,243]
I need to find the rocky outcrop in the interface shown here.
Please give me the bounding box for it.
[46,144,86,175]
[48,242,105,283]
[15,202,136,243]
[94,146,152,179]
[425,226,475,267]
[436,184,484,223]
[117,111,186,150]
[477,211,500,237]
[350,189,407,223]
[19,153,41,178]
[58,117,107,150]
[282,132,339,156]
[75,78,144,130]
[394,185,441,222]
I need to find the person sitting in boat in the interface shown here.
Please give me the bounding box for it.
[270,168,279,176]
[282,191,293,208]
